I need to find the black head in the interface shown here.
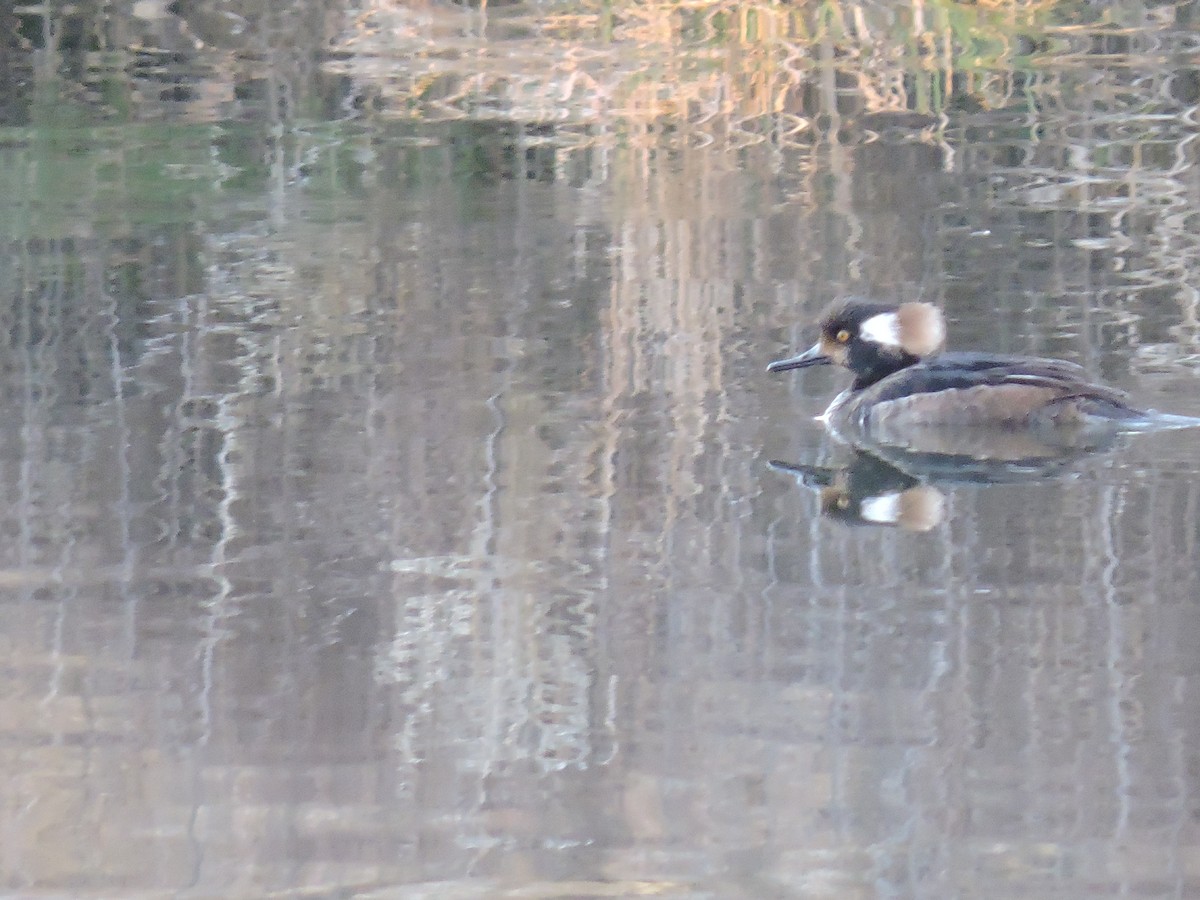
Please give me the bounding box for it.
[767,299,946,390]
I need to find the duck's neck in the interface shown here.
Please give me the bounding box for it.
[849,347,922,390]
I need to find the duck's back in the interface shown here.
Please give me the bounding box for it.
[847,351,1141,429]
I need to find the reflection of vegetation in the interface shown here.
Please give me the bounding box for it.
[331,0,1200,369]
[0,120,221,238]
[335,0,1081,135]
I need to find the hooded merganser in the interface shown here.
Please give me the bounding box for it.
[768,298,1200,439]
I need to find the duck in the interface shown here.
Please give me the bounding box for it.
[767,298,1199,440]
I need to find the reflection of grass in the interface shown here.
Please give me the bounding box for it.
[0,113,352,238]
[336,0,1071,133]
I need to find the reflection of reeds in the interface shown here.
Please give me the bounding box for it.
[334,0,1067,137]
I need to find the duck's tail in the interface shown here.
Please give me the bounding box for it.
[1123,410,1200,431]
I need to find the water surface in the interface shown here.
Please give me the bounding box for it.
[2,2,1200,897]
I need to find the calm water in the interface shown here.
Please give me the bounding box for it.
[2,2,1200,897]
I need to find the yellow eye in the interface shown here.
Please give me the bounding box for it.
[836,329,851,343]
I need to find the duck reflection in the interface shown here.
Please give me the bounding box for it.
[771,453,947,531]
[771,425,1125,531]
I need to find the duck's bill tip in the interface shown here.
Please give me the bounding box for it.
[767,344,830,373]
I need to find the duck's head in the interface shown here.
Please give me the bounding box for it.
[767,299,946,389]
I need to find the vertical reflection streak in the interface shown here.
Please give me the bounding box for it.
[474,334,507,859]
[212,394,240,571]
[926,512,956,885]
[185,286,219,750]
[105,252,135,589]
[160,296,190,555]
[17,241,35,579]
[471,173,527,863]
[596,207,620,768]
[1099,481,1131,895]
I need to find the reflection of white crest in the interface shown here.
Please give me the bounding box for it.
[858,487,946,532]
[860,492,902,524]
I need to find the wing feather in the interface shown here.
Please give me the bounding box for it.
[873,352,1128,406]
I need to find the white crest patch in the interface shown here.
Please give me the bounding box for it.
[860,493,903,525]
[859,312,902,348]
